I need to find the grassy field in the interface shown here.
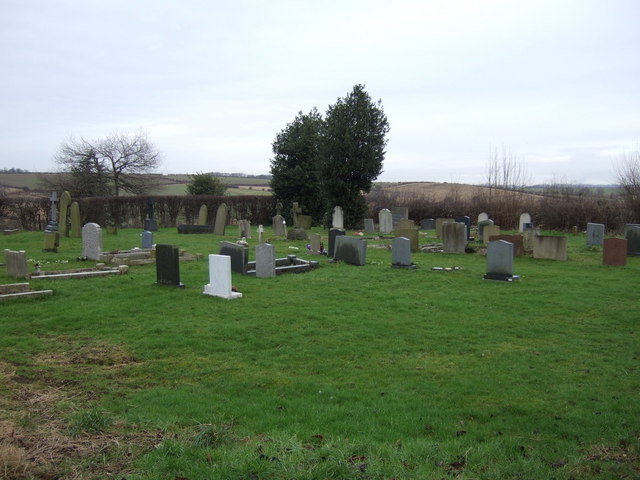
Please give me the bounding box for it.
[0,228,638,479]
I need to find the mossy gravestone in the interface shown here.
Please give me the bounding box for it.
[58,191,71,236]
[70,202,81,238]
[198,204,208,225]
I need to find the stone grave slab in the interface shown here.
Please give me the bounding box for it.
[442,222,467,253]
[603,238,627,266]
[255,243,276,278]
[272,214,286,236]
[219,241,249,274]
[435,218,455,239]
[155,244,183,287]
[586,223,605,246]
[378,209,393,234]
[333,236,367,266]
[484,240,519,281]
[392,237,415,268]
[489,234,525,256]
[364,218,375,234]
[82,223,102,260]
[519,213,532,232]
[391,207,409,227]
[328,228,345,257]
[213,203,228,235]
[395,228,419,252]
[533,235,568,261]
[420,218,435,230]
[203,254,242,299]
[4,249,28,278]
[332,206,344,229]
[624,225,640,256]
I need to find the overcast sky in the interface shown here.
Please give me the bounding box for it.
[1,0,639,184]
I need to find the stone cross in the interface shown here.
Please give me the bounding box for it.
[45,192,59,232]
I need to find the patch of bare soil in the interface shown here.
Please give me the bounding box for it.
[0,343,162,479]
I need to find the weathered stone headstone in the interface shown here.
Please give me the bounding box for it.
[213,203,228,236]
[397,219,415,230]
[442,222,467,253]
[533,235,568,261]
[257,224,264,244]
[478,212,489,223]
[155,244,183,286]
[255,243,276,278]
[43,231,59,253]
[197,204,208,225]
[292,202,302,227]
[455,216,471,239]
[586,223,605,246]
[44,192,59,232]
[203,254,242,299]
[58,191,71,236]
[519,213,532,232]
[392,237,413,268]
[239,219,251,239]
[297,215,312,230]
[484,240,519,281]
[82,223,103,260]
[378,209,393,234]
[603,238,627,266]
[328,228,346,257]
[4,249,28,278]
[395,228,419,252]
[219,241,248,274]
[141,230,154,249]
[333,236,367,265]
[483,225,501,244]
[391,207,409,227]
[364,218,375,234]
[144,199,158,231]
[309,233,322,255]
[272,214,286,236]
[625,226,640,256]
[332,206,344,229]
[489,234,525,256]
[420,218,435,230]
[522,225,536,252]
[435,218,455,239]
[70,202,81,238]
[477,219,494,240]
[287,228,308,240]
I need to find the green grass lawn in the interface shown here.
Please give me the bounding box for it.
[0,228,638,479]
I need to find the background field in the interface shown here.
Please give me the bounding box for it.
[0,227,638,479]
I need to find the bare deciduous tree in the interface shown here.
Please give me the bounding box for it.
[617,146,640,221]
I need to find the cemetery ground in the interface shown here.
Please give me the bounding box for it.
[1,228,638,479]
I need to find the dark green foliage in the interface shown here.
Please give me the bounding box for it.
[186,172,227,196]
[321,84,389,228]
[270,109,325,224]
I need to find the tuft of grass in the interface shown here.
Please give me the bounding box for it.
[67,408,112,437]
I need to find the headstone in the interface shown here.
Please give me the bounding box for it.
[378,209,393,234]
[58,191,71,236]
[214,203,228,236]
[328,228,346,257]
[392,237,413,268]
[442,222,467,253]
[155,244,183,286]
[4,249,28,278]
[363,218,375,234]
[420,218,435,230]
[292,202,302,227]
[197,204,208,225]
[82,223,103,260]
[333,236,367,266]
[257,224,264,244]
[533,235,568,261]
[203,254,242,299]
[272,214,286,236]
[70,202,81,237]
[522,224,536,252]
[332,206,344,229]
[287,228,308,240]
[478,212,489,223]
[43,231,59,253]
[625,226,640,256]
[255,243,276,278]
[396,219,415,230]
[454,216,471,239]
[488,234,525,256]
[310,233,322,255]
[395,228,419,252]
[603,238,627,266]
[435,218,455,239]
[482,225,501,244]
[391,207,409,227]
[586,223,605,246]
[144,199,158,231]
[141,230,154,249]
[571,225,579,235]
[43,191,59,233]
[219,241,248,274]
[477,219,494,240]
[519,213,532,233]
[484,240,519,281]
[239,219,251,239]
[297,215,312,230]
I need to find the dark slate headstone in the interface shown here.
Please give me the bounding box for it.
[454,216,471,239]
[391,207,409,227]
[328,228,345,258]
[603,238,627,266]
[156,244,183,286]
[144,199,158,231]
[392,237,413,268]
[625,225,640,256]
[219,241,249,274]
[420,218,435,230]
[484,240,519,281]
[333,236,367,266]
[586,223,605,246]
